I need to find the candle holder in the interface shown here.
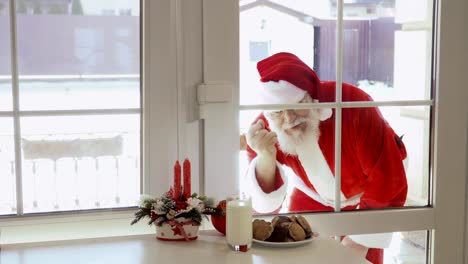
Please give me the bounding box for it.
[156,218,200,241]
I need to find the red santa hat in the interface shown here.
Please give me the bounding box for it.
[257,52,332,121]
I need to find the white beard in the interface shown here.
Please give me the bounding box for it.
[267,110,322,155]
[267,110,347,202]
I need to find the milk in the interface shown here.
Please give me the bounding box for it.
[226,198,253,248]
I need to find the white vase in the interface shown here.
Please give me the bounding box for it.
[155,220,199,241]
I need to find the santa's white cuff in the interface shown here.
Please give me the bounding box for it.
[348,233,393,249]
[246,157,287,213]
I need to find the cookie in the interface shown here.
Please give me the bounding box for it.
[271,215,291,228]
[267,222,290,242]
[252,219,274,241]
[288,215,298,223]
[288,222,306,241]
[296,215,312,235]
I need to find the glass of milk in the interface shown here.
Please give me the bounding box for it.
[226,192,253,252]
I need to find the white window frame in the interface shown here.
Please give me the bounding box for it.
[0,0,205,225]
[201,0,468,263]
[4,0,142,217]
[0,1,466,262]
[143,0,205,198]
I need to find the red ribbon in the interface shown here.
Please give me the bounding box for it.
[167,220,196,241]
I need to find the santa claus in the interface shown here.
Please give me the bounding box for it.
[245,52,408,264]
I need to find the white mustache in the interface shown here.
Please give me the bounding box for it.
[283,117,309,130]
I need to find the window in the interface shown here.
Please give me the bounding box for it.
[0,0,141,215]
[239,0,433,213]
[1,0,198,226]
[0,0,466,262]
[202,0,467,262]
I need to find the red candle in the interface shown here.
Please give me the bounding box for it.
[183,159,191,198]
[174,160,181,199]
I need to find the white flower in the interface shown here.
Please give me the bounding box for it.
[187,197,204,212]
[166,209,176,220]
[153,201,167,215]
[175,206,193,216]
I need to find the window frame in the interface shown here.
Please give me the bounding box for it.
[0,0,196,223]
[1,0,145,217]
[201,0,468,262]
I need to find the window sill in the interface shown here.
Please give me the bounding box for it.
[0,218,153,248]
[0,211,214,248]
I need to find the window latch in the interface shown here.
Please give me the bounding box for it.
[197,82,233,105]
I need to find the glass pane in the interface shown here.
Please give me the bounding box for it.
[240,0,336,105]
[239,1,432,214]
[395,0,431,23]
[338,230,428,264]
[0,118,16,215]
[19,79,140,110]
[251,214,428,264]
[15,0,140,110]
[0,0,12,111]
[342,0,434,101]
[341,106,430,210]
[241,105,430,214]
[240,107,336,214]
[20,114,140,213]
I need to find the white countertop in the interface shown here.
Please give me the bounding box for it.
[0,230,370,264]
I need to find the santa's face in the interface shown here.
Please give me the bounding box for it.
[265,93,322,155]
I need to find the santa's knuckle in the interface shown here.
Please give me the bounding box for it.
[248,124,259,132]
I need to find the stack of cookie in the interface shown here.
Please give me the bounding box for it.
[252,215,312,242]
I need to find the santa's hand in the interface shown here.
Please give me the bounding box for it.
[342,236,369,259]
[246,119,277,158]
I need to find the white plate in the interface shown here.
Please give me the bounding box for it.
[252,237,314,248]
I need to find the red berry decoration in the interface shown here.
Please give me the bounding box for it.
[211,200,227,235]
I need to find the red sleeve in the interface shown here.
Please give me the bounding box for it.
[352,106,408,209]
[246,114,285,193]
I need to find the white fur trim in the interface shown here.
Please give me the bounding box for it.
[258,80,307,104]
[319,108,332,121]
[403,156,409,172]
[296,136,346,202]
[311,99,332,121]
[289,175,362,208]
[348,233,394,249]
[246,157,288,213]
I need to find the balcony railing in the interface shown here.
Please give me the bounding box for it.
[0,132,140,214]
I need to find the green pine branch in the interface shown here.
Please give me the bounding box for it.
[130,207,152,225]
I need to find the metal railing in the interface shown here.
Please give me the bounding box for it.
[0,133,140,214]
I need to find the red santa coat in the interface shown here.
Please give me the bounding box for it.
[246,81,408,264]
[247,81,408,211]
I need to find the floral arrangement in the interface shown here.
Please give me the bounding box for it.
[131,190,218,227]
[131,159,221,228]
